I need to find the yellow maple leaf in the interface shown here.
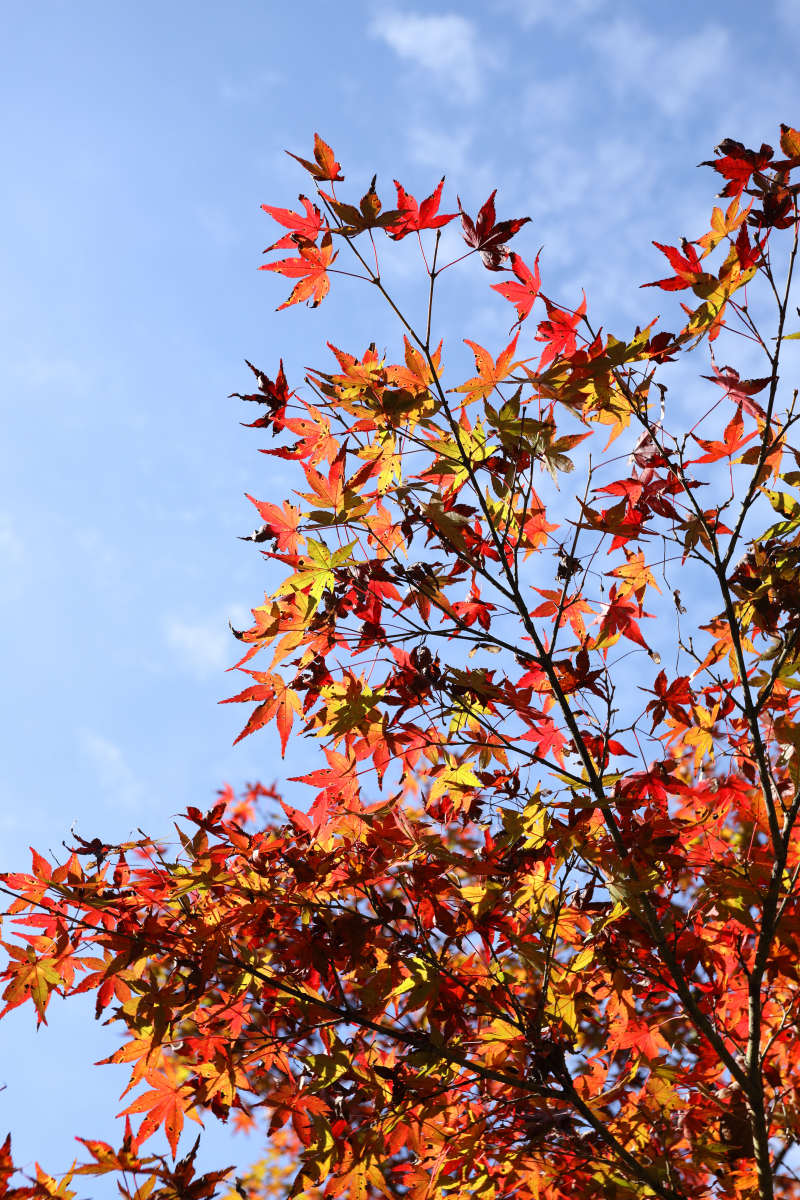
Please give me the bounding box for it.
[610,550,662,604]
[451,334,523,403]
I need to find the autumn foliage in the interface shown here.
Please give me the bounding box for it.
[6,126,800,1200]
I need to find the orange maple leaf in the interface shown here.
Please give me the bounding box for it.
[244,497,305,554]
[386,336,443,395]
[688,406,757,464]
[222,672,302,754]
[267,403,340,467]
[452,334,522,403]
[609,550,662,605]
[530,589,595,639]
[295,451,347,513]
[285,133,343,183]
[0,943,63,1023]
[259,231,337,311]
[119,1061,202,1157]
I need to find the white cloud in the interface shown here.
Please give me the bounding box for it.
[370,10,489,103]
[590,20,732,118]
[405,124,476,172]
[78,730,146,810]
[6,355,89,392]
[165,612,243,680]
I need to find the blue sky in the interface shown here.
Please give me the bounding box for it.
[1,0,799,1187]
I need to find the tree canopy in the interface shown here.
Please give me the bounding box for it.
[4,126,800,1200]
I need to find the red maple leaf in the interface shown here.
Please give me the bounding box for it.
[290,748,361,806]
[387,178,458,241]
[734,223,761,272]
[458,190,530,271]
[641,241,710,292]
[265,1081,329,1145]
[596,477,647,506]
[688,407,757,464]
[520,716,568,766]
[627,427,668,470]
[232,359,292,432]
[580,731,634,768]
[491,252,541,325]
[451,584,496,631]
[261,196,325,252]
[750,189,797,232]
[701,351,772,419]
[699,138,774,198]
[535,295,587,369]
[642,670,695,730]
[590,585,654,654]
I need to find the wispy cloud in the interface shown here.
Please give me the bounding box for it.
[165,612,242,680]
[78,730,146,810]
[5,355,90,392]
[370,10,490,103]
[218,70,281,104]
[589,20,732,118]
[775,0,800,33]
[405,124,476,172]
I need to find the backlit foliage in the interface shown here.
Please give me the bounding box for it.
[5,128,800,1200]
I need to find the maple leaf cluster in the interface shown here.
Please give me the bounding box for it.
[5,128,800,1200]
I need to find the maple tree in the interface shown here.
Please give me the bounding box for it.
[6,126,800,1200]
